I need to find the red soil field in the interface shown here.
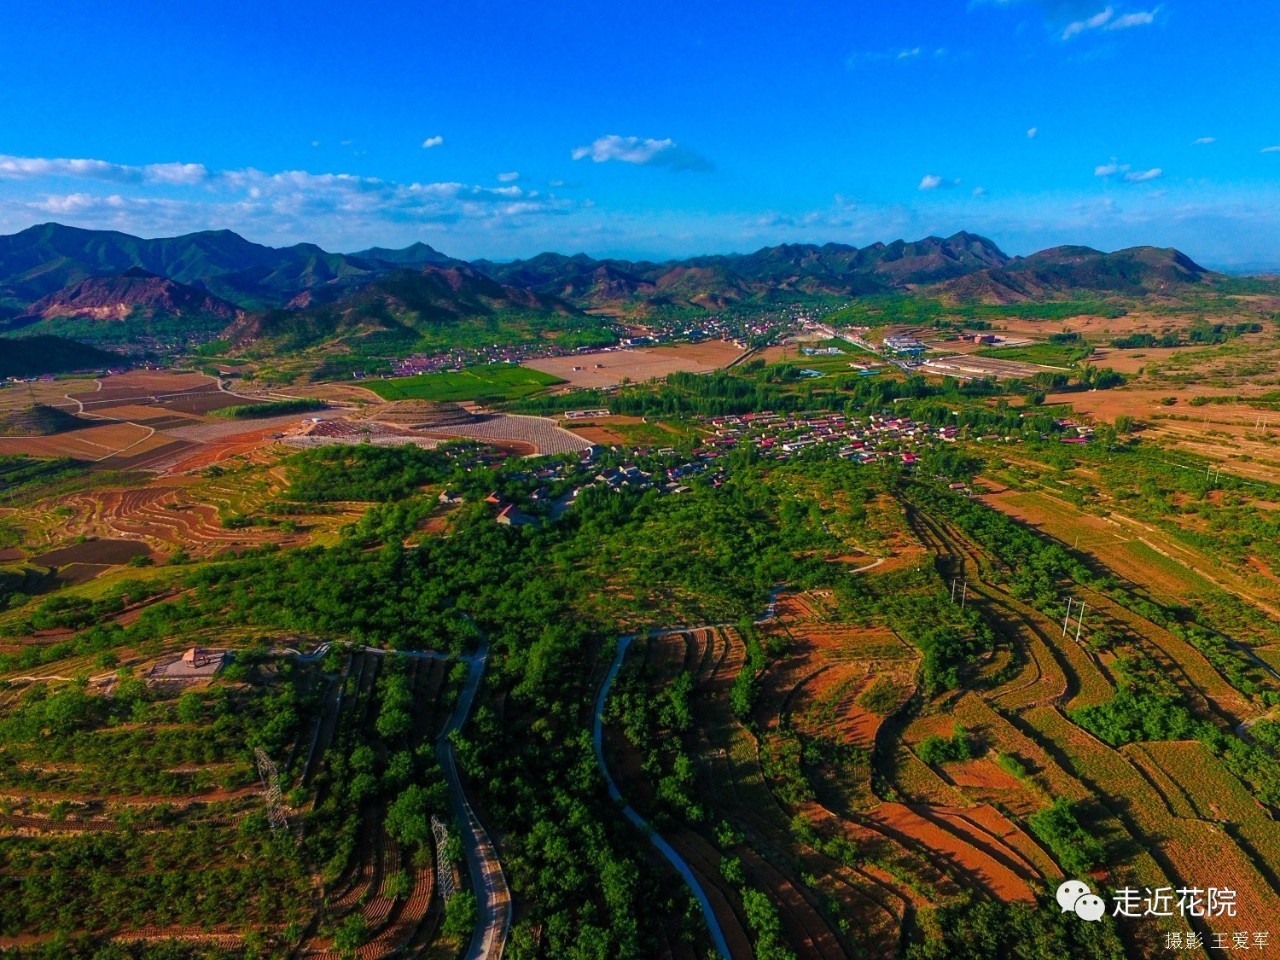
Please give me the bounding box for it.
[865,802,1038,902]
[32,539,151,566]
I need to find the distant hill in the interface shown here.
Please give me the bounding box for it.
[473,232,1013,311]
[0,223,1233,359]
[935,246,1216,303]
[0,223,388,313]
[0,335,118,378]
[225,264,581,353]
[351,241,464,268]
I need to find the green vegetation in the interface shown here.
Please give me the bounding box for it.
[283,443,464,502]
[856,676,902,714]
[17,312,231,348]
[1027,798,1106,875]
[364,364,562,402]
[908,897,1125,960]
[824,295,1128,331]
[1070,689,1199,745]
[5,372,1280,958]
[212,397,326,419]
[917,726,974,765]
[1111,320,1261,349]
[0,455,133,507]
[976,342,1090,367]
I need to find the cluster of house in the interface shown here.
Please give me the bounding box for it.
[454,398,1091,533]
[646,309,802,348]
[1055,418,1094,444]
[387,338,599,377]
[473,408,963,527]
[701,411,959,463]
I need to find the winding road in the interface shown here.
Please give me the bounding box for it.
[437,639,511,960]
[280,640,511,958]
[593,633,733,960]
[591,581,885,960]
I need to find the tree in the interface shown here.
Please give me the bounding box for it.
[384,785,433,850]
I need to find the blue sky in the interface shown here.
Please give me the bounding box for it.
[1,0,1278,267]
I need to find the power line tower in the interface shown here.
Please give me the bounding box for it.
[432,815,457,904]
[1061,598,1087,643]
[254,746,288,833]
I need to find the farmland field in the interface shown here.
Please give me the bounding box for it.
[363,364,564,402]
[523,340,743,388]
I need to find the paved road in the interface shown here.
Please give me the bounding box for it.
[280,639,510,957]
[593,633,732,960]
[438,639,511,960]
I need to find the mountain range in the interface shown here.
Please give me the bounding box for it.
[0,222,1227,358]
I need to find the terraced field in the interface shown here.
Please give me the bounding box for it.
[0,644,465,958]
[598,483,1280,959]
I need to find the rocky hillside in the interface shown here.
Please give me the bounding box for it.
[21,268,241,323]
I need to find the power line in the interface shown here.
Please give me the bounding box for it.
[253,746,288,833]
[432,815,457,904]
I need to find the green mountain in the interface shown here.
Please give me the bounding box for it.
[224,264,585,355]
[0,223,387,314]
[472,232,1014,311]
[0,224,1227,358]
[350,241,463,267]
[935,245,1216,303]
[0,335,119,378]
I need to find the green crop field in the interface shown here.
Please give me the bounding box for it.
[976,343,1087,367]
[363,364,564,402]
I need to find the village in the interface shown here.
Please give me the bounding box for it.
[470,408,988,529]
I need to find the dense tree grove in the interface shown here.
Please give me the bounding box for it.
[906,898,1125,960]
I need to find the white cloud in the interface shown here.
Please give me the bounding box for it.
[1095,159,1131,177]
[421,135,445,149]
[1061,5,1157,38]
[1027,127,1038,138]
[1192,137,1216,145]
[845,45,944,68]
[145,162,208,186]
[919,174,960,190]
[311,140,321,148]
[571,135,712,171]
[1108,9,1157,29]
[1063,7,1113,39]
[496,171,520,182]
[972,186,989,197]
[0,154,208,186]
[29,193,126,215]
[0,152,577,253]
[1262,146,1280,154]
[1124,167,1163,182]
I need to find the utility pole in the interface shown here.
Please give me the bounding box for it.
[1075,602,1087,643]
[1062,597,1075,639]
[960,580,968,611]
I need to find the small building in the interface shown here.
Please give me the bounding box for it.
[150,647,229,681]
[495,504,538,528]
